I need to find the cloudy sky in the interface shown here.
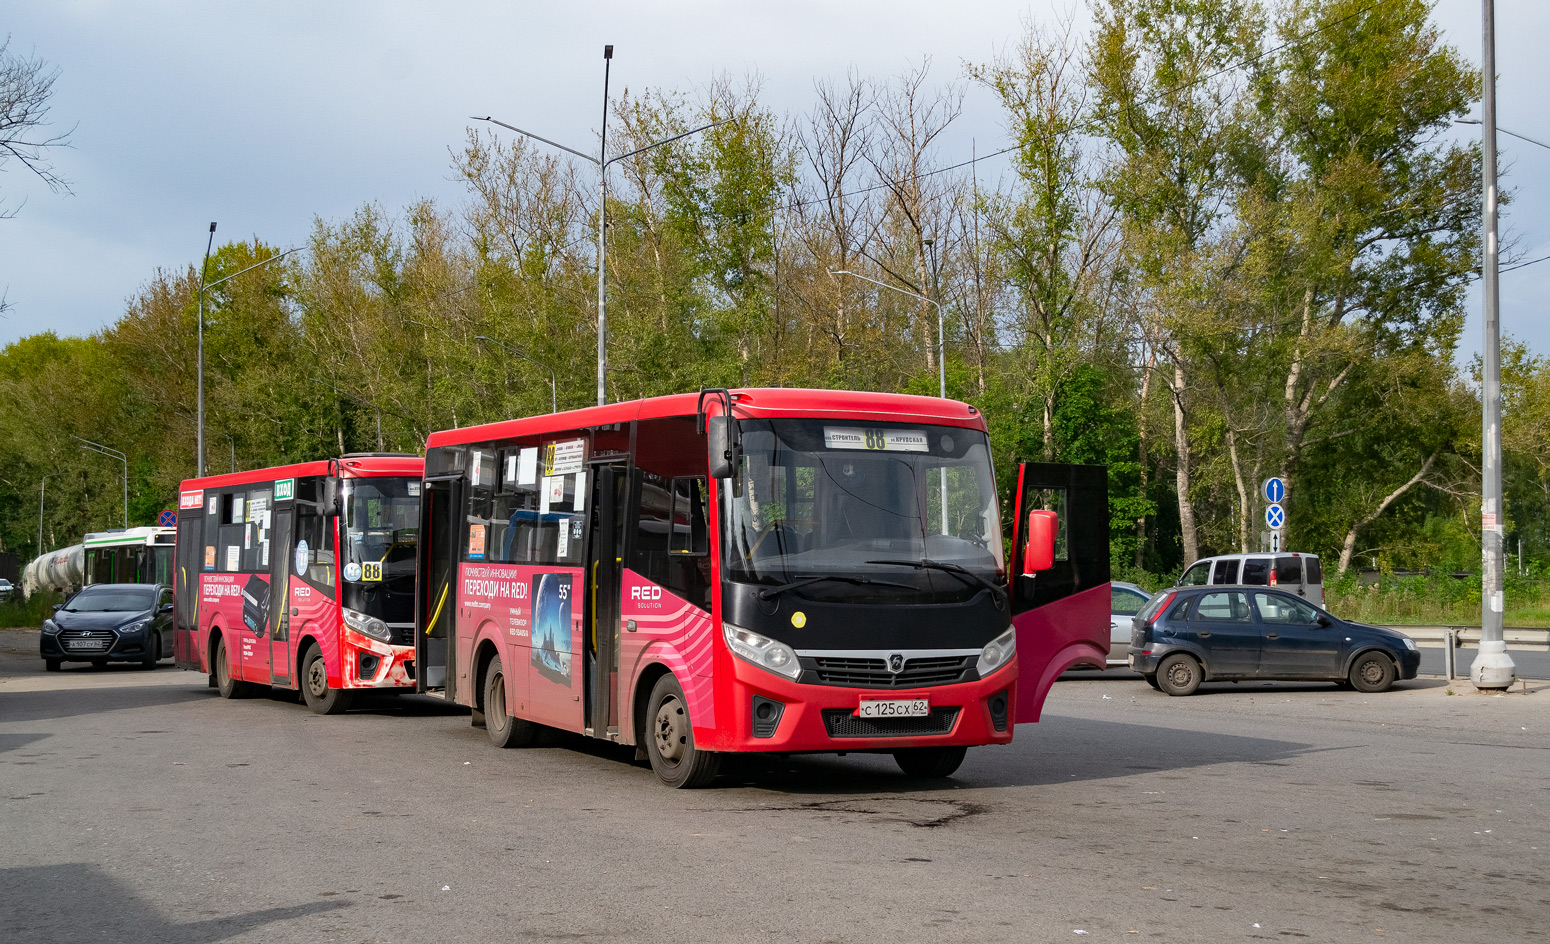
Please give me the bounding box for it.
[2,0,1547,361]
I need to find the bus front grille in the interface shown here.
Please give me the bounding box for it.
[821,707,961,739]
[808,655,974,688]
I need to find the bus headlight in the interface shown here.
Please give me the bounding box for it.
[723,622,801,680]
[342,608,392,643]
[976,626,1017,677]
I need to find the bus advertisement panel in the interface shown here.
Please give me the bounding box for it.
[416,388,1110,788]
[173,454,424,714]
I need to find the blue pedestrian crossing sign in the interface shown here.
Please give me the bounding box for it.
[1265,503,1285,529]
[1262,477,1286,503]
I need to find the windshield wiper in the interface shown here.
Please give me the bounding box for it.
[865,558,1009,606]
[757,574,919,601]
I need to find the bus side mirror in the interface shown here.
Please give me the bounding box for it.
[321,478,343,518]
[706,416,741,479]
[1023,510,1057,574]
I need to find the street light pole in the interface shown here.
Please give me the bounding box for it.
[196,222,216,478]
[476,336,558,413]
[311,378,384,452]
[38,474,47,554]
[73,436,128,528]
[195,240,297,478]
[475,48,728,407]
[923,238,945,401]
[829,267,951,536]
[1475,0,1515,690]
[598,45,613,408]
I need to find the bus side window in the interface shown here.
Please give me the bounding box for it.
[632,417,712,610]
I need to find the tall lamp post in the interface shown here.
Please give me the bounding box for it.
[1474,0,1515,689]
[195,236,298,476]
[828,266,951,535]
[475,44,728,407]
[72,436,128,528]
[312,378,384,452]
[38,474,48,554]
[476,336,558,413]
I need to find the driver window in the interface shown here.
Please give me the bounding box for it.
[1178,562,1210,587]
[1111,587,1148,616]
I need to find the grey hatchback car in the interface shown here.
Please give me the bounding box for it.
[1128,585,1420,695]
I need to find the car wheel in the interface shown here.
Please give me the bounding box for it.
[893,746,968,778]
[1348,652,1396,693]
[1142,673,1162,691]
[300,645,353,715]
[644,674,721,789]
[1157,653,1202,696]
[44,658,61,672]
[482,654,537,748]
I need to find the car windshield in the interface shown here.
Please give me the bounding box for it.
[66,587,153,612]
[721,419,1004,603]
[342,476,420,623]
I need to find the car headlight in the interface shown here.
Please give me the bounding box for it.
[722,622,801,680]
[41,620,59,634]
[119,619,151,636]
[976,626,1017,677]
[342,608,392,643]
[1402,637,1417,651]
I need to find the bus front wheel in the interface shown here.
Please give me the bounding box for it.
[893,746,967,778]
[482,654,537,748]
[644,674,720,789]
[300,645,353,715]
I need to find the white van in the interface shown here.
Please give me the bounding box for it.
[1174,552,1325,607]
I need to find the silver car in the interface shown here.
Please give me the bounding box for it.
[1108,581,1152,666]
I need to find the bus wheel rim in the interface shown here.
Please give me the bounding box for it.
[654,695,687,764]
[308,658,328,697]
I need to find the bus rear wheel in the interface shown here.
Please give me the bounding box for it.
[482,654,537,748]
[301,645,353,715]
[644,674,720,789]
[213,638,258,699]
[893,746,967,778]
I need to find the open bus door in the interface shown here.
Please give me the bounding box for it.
[174,515,204,669]
[1008,462,1110,724]
[417,474,462,698]
[584,464,627,739]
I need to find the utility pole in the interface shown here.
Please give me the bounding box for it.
[196,222,216,478]
[1474,0,1516,690]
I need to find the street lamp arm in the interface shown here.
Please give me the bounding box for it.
[475,117,601,166]
[606,117,734,167]
[202,247,300,293]
[475,336,558,413]
[71,436,126,461]
[828,269,940,311]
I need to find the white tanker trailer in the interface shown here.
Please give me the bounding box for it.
[21,543,85,598]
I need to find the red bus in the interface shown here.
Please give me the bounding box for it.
[415,388,1110,787]
[173,454,424,713]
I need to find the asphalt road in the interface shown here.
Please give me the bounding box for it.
[2,627,1546,944]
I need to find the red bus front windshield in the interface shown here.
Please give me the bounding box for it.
[340,477,420,626]
[721,419,1005,605]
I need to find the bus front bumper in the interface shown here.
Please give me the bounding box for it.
[708,657,1017,753]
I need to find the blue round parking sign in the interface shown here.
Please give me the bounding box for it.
[1266,503,1285,529]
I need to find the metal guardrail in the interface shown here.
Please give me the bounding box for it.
[1378,625,1550,651]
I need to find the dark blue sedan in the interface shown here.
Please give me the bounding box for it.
[1128,586,1420,696]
